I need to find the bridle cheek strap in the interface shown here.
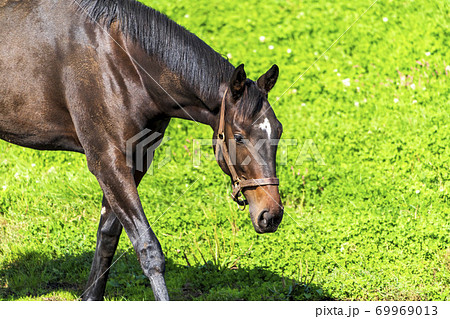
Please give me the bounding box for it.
[215,88,279,208]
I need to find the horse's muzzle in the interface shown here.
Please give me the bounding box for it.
[255,209,283,233]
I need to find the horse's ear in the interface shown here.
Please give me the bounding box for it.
[257,64,279,93]
[230,64,247,100]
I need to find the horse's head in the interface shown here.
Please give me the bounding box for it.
[214,64,283,233]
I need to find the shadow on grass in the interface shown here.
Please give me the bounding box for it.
[0,250,333,301]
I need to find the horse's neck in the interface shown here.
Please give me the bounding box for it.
[123,38,224,128]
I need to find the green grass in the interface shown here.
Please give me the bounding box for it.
[1,0,449,300]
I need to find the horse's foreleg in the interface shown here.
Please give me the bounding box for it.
[84,151,169,301]
[82,198,122,301]
[82,170,148,301]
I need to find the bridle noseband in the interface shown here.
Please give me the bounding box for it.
[215,88,279,209]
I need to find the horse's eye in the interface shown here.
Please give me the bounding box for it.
[234,134,244,144]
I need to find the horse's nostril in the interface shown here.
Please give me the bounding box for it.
[258,210,273,229]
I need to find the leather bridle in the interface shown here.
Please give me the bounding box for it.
[215,88,279,208]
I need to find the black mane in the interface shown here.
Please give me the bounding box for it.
[76,0,235,101]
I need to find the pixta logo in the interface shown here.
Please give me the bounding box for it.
[126,129,171,174]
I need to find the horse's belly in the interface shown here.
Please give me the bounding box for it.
[0,90,83,153]
[0,117,83,153]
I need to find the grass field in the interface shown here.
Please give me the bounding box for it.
[0,0,449,301]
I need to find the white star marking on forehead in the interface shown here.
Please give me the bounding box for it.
[258,118,272,139]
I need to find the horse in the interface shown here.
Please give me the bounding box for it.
[0,0,284,300]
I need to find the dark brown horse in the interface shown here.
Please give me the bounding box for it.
[0,0,283,300]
